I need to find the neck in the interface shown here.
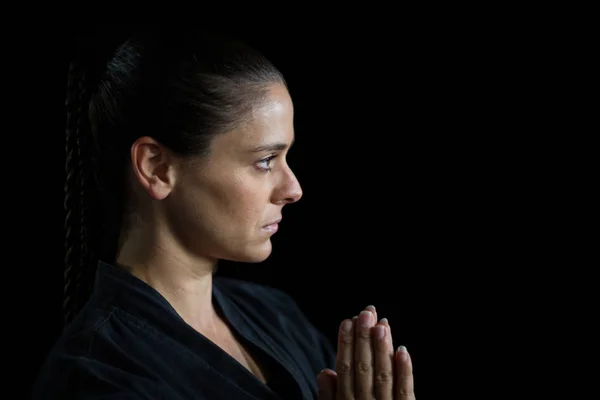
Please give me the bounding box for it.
[116,223,221,335]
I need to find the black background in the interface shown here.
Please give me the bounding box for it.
[10,18,567,398]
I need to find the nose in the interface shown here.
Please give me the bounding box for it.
[275,168,303,205]
[286,176,303,204]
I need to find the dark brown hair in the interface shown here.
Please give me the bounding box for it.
[63,26,286,327]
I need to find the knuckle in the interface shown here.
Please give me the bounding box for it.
[357,331,371,342]
[375,370,393,382]
[340,333,353,344]
[399,387,415,397]
[355,361,372,374]
[337,361,352,374]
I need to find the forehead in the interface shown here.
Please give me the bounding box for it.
[221,85,295,150]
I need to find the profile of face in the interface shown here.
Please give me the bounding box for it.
[133,83,302,264]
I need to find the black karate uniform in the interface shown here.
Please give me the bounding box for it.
[33,261,336,399]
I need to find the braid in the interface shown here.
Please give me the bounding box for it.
[64,61,81,327]
[63,60,96,328]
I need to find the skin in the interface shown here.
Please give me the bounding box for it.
[317,305,416,399]
[113,83,416,395]
[116,83,301,336]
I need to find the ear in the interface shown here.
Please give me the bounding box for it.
[130,136,176,200]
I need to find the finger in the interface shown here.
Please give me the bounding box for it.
[378,318,394,354]
[365,305,377,324]
[317,369,337,400]
[373,323,394,400]
[355,310,375,398]
[336,318,355,400]
[395,346,416,400]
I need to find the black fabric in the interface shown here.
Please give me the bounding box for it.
[33,261,336,399]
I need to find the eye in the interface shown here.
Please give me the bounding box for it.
[257,155,277,172]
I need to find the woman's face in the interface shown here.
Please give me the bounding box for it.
[166,83,302,263]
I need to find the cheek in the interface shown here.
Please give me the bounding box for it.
[213,174,270,227]
[232,185,269,227]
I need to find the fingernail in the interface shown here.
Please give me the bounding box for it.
[341,320,352,333]
[380,317,388,324]
[397,345,408,361]
[366,305,376,311]
[359,310,372,327]
[374,325,385,340]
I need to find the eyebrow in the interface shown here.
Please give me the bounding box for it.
[248,138,295,153]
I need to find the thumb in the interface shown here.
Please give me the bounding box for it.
[317,368,336,399]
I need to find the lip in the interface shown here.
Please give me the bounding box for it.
[263,218,282,227]
[262,223,278,233]
[262,218,281,233]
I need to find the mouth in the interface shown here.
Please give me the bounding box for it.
[263,218,282,228]
[262,218,281,233]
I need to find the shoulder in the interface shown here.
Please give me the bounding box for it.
[214,276,303,315]
[215,276,337,370]
[33,353,165,399]
[215,275,334,345]
[214,276,322,340]
[214,275,290,299]
[33,309,165,399]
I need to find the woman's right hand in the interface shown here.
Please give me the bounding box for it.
[317,306,415,399]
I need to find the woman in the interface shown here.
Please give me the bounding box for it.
[33,26,415,399]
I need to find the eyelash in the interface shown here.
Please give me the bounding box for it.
[257,155,277,172]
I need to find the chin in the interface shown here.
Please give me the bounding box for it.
[226,240,273,264]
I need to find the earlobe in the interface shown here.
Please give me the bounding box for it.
[130,137,174,200]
